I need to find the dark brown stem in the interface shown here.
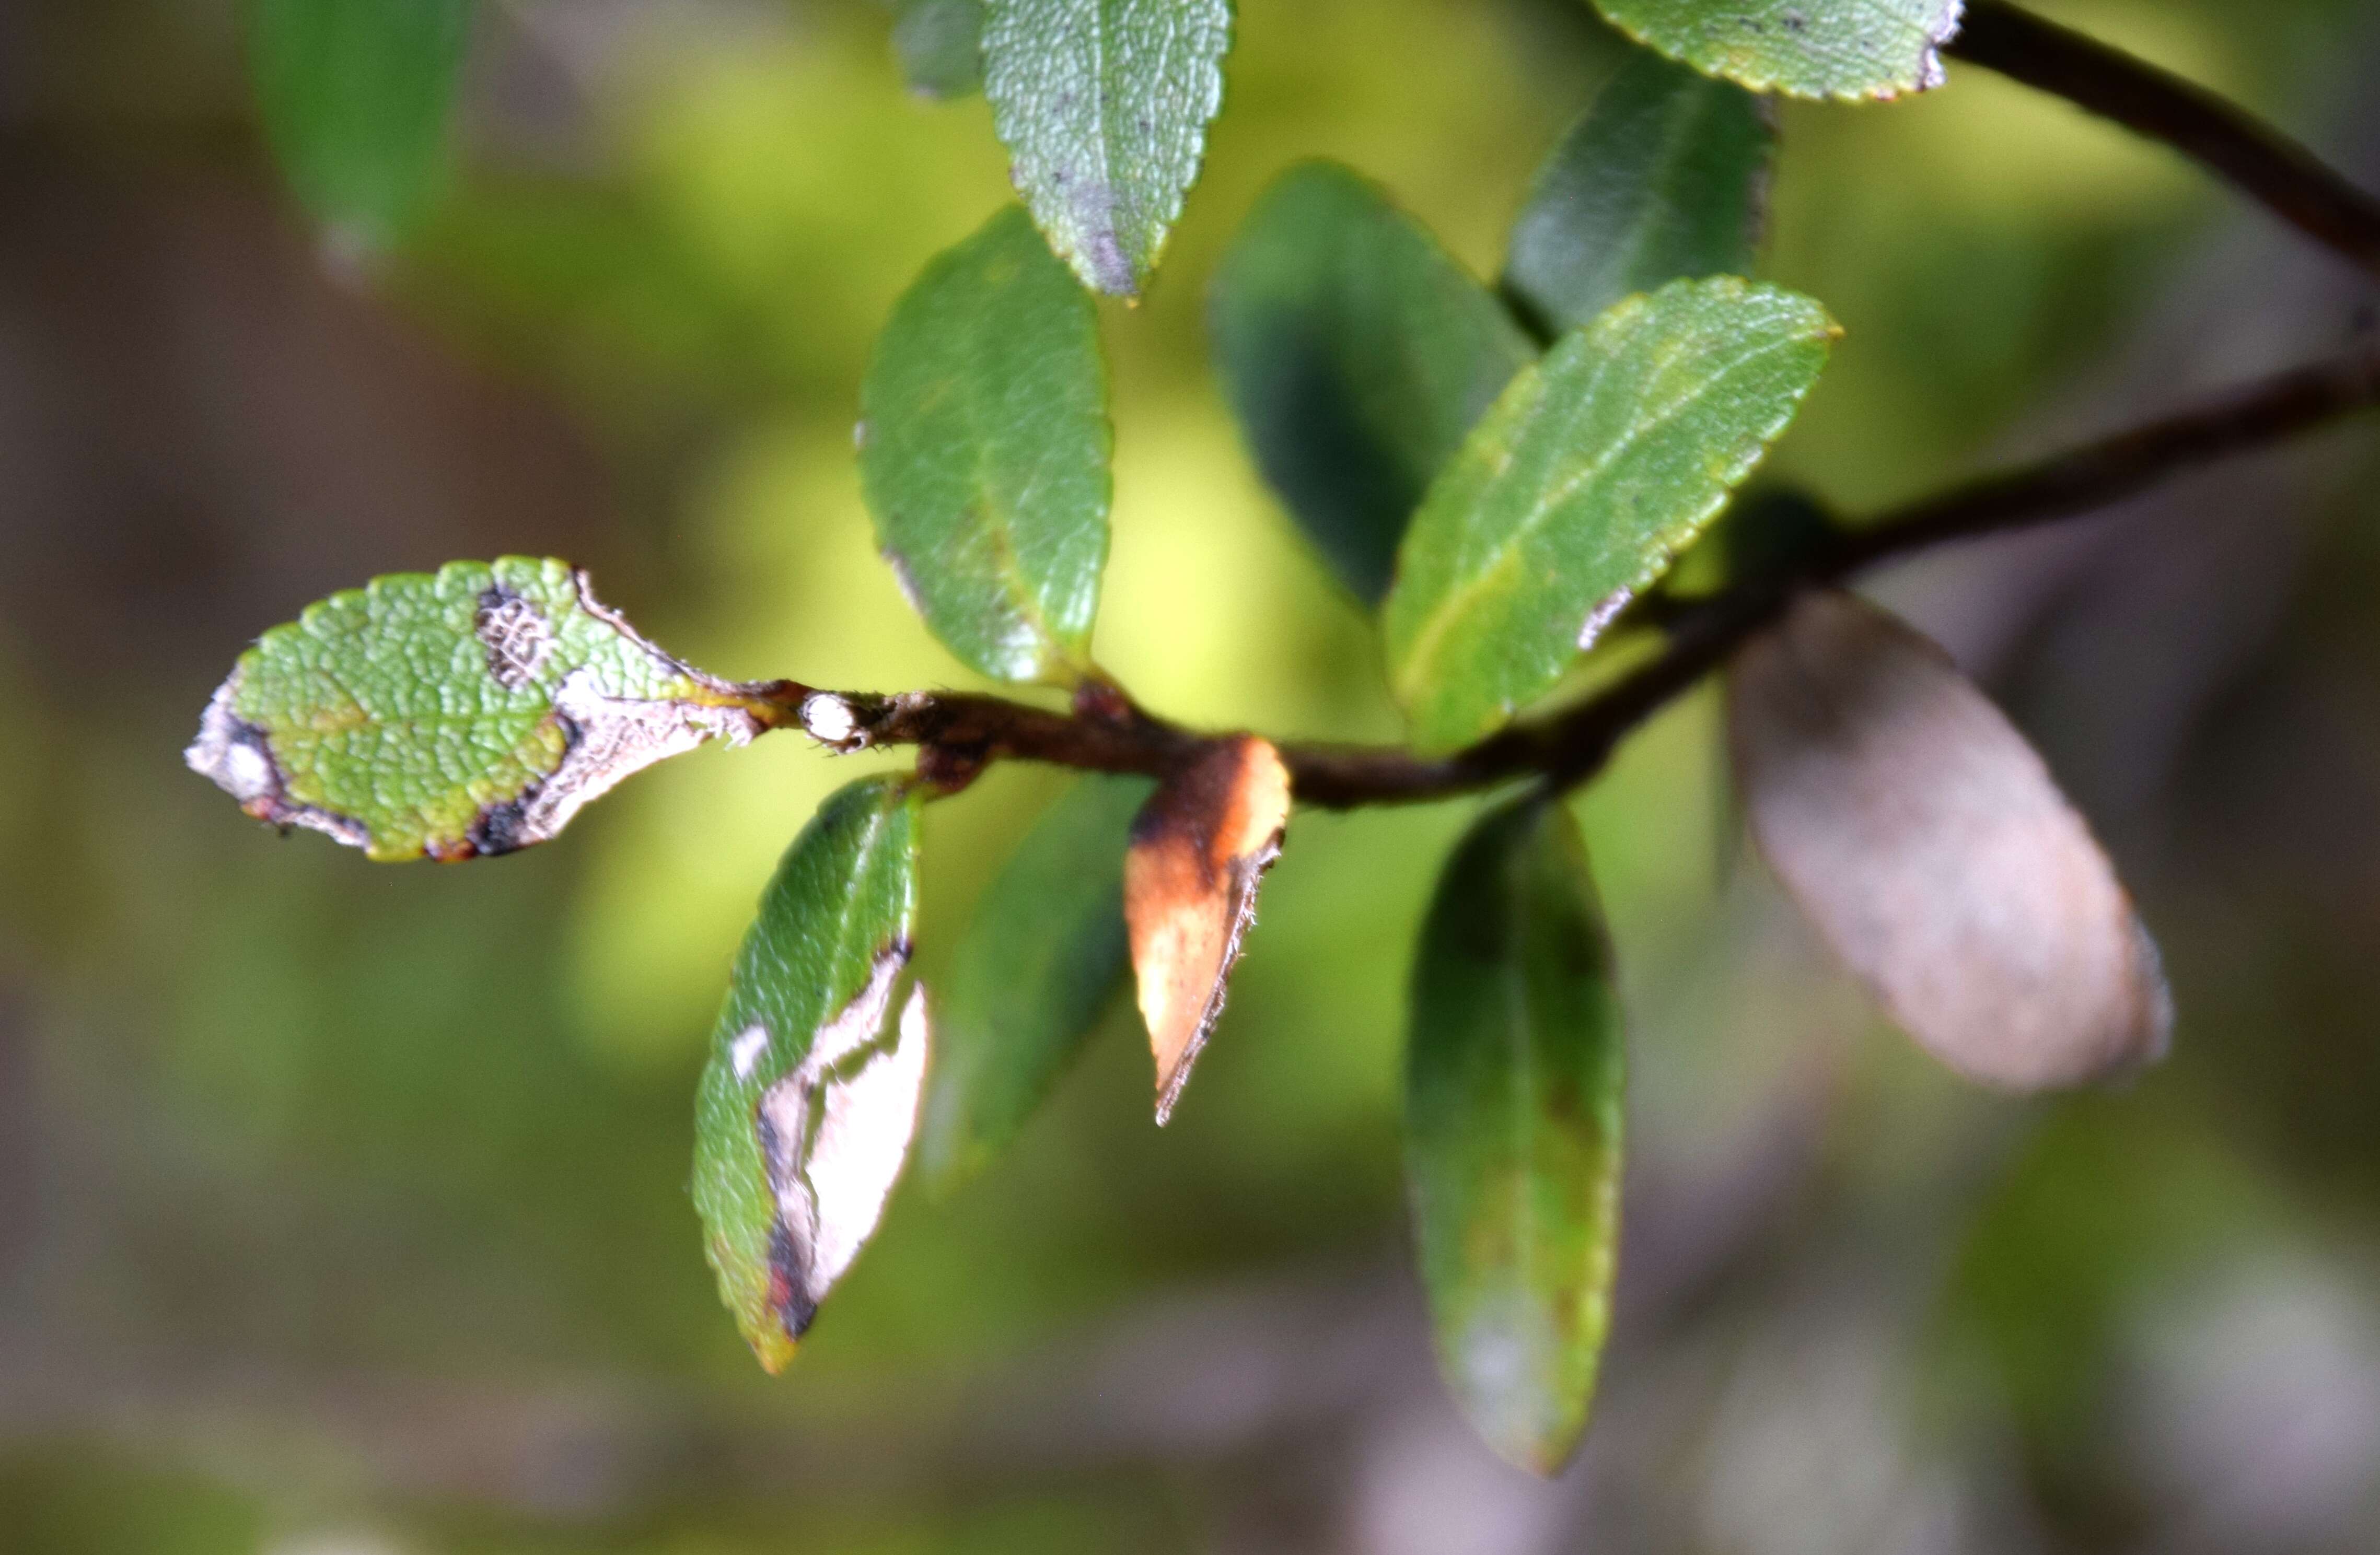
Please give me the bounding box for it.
[788,340,2380,807]
[1948,1,2380,278]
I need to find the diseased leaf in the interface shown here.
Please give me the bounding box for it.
[1503,48,1773,338]
[1125,737,1291,1123]
[980,0,1233,296]
[1407,798,1625,1476]
[860,205,1112,686]
[1728,590,2172,1090]
[692,776,927,1372]
[886,0,984,99]
[1384,276,1835,754]
[919,773,1148,1190]
[1590,0,1965,101]
[186,558,774,863]
[248,0,475,247]
[1212,162,1535,604]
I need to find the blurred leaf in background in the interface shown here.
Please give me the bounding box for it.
[249,0,475,247]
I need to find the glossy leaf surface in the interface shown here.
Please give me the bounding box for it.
[692,777,927,1372]
[1384,277,1834,753]
[981,0,1233,295]
[1407,798,1625,1475]
[1213,162,1535,603]
[1591,0,1965,100]
[860,205,1111,685]
[185,558,770,862]
[920,774,1148,1190]
[1125,737,1290,1123]
[887,0,984,98]
[1729,590,2172,1090]
[248,0,474,245]
[1504,48,1772,338]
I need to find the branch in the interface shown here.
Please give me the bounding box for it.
[1948,1,2380,278]
[802,340,2380,807]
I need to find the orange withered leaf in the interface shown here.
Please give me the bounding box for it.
[1125,736,1293,1123]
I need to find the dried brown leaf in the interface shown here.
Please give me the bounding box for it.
[1124,736,1292,1123]
[1728,590,2171,1090]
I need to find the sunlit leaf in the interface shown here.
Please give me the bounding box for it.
[1384,277,1835,754]
[1504,48,1773,338]
[185,558,775,863]
[1599,0,1970,100]
[1212,161,1535,604]
[980,0,1233,295]
[692,776,927,1372]
[1125,737,1291,1124]
[919,774,1148,1191]
[1589,0,1965,100]
[248,0,475,247]
[1407,797,1625,1475]
[1729,590,2172,1090]
[860,205,1112,687]
[886,0,983,99]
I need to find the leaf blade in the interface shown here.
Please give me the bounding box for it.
[1728,590,2172,1090]
[1504,48,1773,337]
[1589,0,1965,101]
[980,0,1233,296]
[185,558,768,862]
[1384,276,1835,754]
[1125,737,1291,1124]
[919,773,1149,1191]
[1212,161,1535,604]
[861,205,1113,686]
[248,0,475,247]
[1407,798,1626,1475]
[692,776,928,1371]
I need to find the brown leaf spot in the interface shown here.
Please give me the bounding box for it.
[1125,736,1293,1124]
[1728,590,2170,1091]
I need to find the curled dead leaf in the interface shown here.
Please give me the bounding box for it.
[1728,590,2172,1090]
[1125,736,1292,1123]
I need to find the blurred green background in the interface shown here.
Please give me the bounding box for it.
[5,2,2380,1551]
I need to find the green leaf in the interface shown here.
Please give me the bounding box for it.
[186,558,775,862]
[860,205,1112,686]
[919,774,1149,1191]
[1212,162,1536,605]
[1383,276,1835,754]
[693,776,927,1372]
[1406,798,1626,1475]
[980,0,1234,296]
[247,0,475,247]
[1589,0,1964,101]
[886,0,984,99]
[1504,49,1773,338]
